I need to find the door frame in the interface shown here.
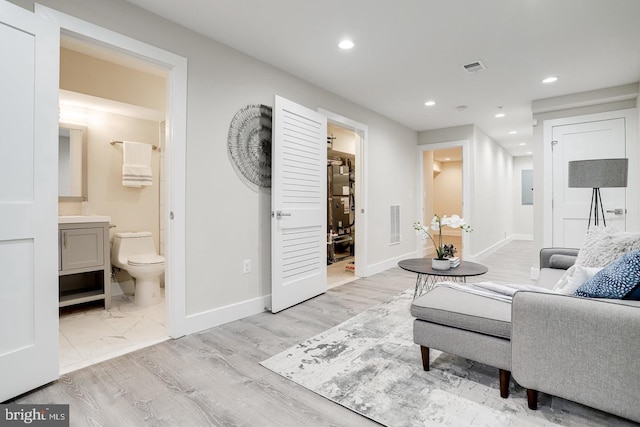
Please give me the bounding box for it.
[35,5,189,337]
[417,140,471,259]
[318,109,368,277]
[543,109,638,247]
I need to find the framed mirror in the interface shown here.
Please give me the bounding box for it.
[58,122,87,201]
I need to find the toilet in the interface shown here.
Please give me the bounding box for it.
[111,231,164,307]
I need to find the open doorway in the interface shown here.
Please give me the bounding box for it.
[57,35,169,373]
[37,4,188,374]
[327,123,357,288]
[319,109,368,279]
[422,147,465,259]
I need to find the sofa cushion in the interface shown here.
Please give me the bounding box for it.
[410,286,511,339]
[575,226,640,268]
[575,250,640,298]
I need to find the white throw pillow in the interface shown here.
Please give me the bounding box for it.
[552,265,603,295]
[575,226,640,268]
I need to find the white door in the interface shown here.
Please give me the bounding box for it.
[552,118,627,247]
[0,1,59,401]
[271,96,327,313]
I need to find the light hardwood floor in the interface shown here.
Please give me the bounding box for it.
[13,240,535,426]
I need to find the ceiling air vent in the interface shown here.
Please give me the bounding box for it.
[462,60,487,73]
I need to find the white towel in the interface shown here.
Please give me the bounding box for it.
[122,141,152,187]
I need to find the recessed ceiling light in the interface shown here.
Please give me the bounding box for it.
[445,158,451,161]
[338,39,354,50]
[424,100,436,106]
[526,151,533,155]
[542,76,558,84]
[509,130,518,134]
[495,106,505,118]
[519,142,527,146]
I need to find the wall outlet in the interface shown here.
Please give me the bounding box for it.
[242,259,251,274]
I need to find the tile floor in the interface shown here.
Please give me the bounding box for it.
[327,257,359,289]
[59,291,168,374]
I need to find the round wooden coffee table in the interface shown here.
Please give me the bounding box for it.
[398,258,488,298]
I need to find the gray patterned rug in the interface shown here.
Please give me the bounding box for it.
[260,289,635,427]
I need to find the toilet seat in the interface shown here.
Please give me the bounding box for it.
[128,254,165,266]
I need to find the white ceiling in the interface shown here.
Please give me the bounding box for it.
[123,0,640,157]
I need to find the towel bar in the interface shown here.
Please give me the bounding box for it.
[110,140,158,151]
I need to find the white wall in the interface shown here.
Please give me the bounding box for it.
[14,0,418,325]
[512,156,533,239]
[531,83,638,268]
[470,126,513,255]
[365,121,418,272]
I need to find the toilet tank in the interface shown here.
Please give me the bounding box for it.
[112,231,157,267]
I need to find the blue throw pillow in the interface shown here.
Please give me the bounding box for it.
[575,250,640,299]
[624,283,640,300]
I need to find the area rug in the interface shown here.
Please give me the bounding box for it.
[260,289,633,427]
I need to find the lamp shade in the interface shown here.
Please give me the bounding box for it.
[568,158,628,188]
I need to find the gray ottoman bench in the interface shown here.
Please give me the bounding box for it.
[410,286,513,397]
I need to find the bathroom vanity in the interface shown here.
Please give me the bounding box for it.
[58,216,111,309]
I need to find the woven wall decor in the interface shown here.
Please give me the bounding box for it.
[227,104,273,189]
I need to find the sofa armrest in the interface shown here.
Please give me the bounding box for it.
[512,292,640,423]
[539,247,579,269]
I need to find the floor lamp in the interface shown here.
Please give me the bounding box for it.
[568,158,628,228]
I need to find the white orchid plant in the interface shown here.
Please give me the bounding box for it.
[413,214,472,260]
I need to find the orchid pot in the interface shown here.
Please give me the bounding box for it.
[431,258,451,271]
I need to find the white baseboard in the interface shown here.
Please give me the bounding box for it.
[181,239,534,335]
[466,238,510,262]
[183,294,270,336]
[182,250,412,335]
[363,251,418,277]
[511,234,533,241]
[468,234,534,262]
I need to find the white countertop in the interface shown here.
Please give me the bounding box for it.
[58,215,111,224]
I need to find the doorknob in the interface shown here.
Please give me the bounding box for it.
[606,208,624,215]
[276,210,292,219]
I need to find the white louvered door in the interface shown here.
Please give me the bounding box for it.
[0,1,59,401]
[271,96,327,313]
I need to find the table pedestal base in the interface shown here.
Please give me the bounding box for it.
[413,274,467,298]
